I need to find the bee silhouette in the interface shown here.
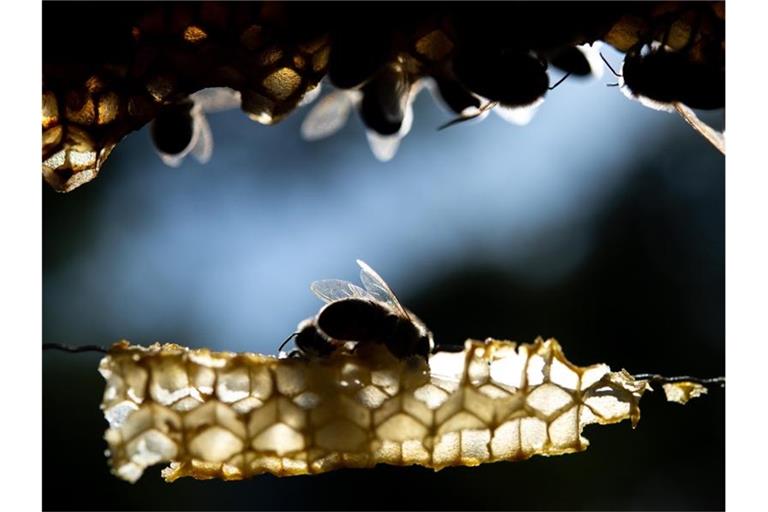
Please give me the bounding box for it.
[281,260,434,361]
[150,87,241,167]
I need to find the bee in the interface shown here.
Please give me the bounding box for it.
[150,87,241,167]
[600,4,724,113]
[617,41,724,111]
[452,45,549,111]
[281,260,434,360]
[440,43,574,129]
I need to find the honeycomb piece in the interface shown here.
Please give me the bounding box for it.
[98,337,707,483]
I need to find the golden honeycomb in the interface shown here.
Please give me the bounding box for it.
[98,337,674,483]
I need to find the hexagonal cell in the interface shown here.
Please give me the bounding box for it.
[520,417,548,454]
[432,432,460,466]
[250,365,273,400]
[356,385,388,409]
[373,439,402,464]
[292,391,320,410]
[123,364,148,403]
[149,357,190,405]
[463,387,495,424]
[376,413,428,443]
[315,419,368,452]
[338,394,370,429]
[277,396,308,431]
[460,429,491,462]
[489,345,526,388]
[125,428,178,466]
[548,405,580,449]
[248,399,278,436]
[550,357,580,390]
[275,364,305,396]
[371,369,399,396]
[189,426,244,462]
[413,383,450,410]
[190,365,216,395]
[252,423,304,456]
[468,356,490,386]
[216,366,250,403]
[402,395,432,426]
[402,439,430,464]
[104,400,139,428]
[434,390,464,426]
[490,419,521,459]
[526,383,574,418]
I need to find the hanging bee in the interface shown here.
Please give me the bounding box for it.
[440,43,578,129]
[616,41,724,111]
[600,2,724,113]
[281,260,434,361]
[150,87,241,167]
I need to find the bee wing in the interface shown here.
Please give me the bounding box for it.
[310,279,372,304]
[356,259,410,318]
[300,90,355,141]
[158,150,187,168]
[190,87,242,113]
[189,110,213,164]
[673,102,725,155]
[365,130,401,162]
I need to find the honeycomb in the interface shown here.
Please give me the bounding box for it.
[99,337,665,483]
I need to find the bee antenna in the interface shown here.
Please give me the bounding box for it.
[278,332,299,353]
[599,52,622,78]
[548,72,572,91]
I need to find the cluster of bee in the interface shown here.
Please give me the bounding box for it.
[42,2,725,191]
[281,260,434,362]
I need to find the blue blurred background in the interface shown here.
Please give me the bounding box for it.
[43,46,724,510]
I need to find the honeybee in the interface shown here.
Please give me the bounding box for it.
[439,45,560,129]
[150,87,241,167]
[618,41,724,111]
[281,260,434,360]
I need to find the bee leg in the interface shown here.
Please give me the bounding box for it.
[600,52,622,77]
[548,72,572,90]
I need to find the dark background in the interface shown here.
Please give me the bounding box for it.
[43,41,724,511]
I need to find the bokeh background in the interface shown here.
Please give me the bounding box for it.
[43,45,724,510]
